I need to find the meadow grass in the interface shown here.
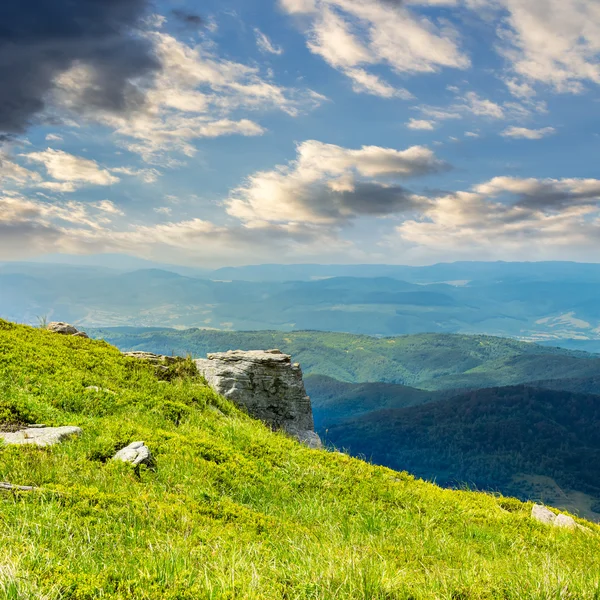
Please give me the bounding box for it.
[0,319,599,599]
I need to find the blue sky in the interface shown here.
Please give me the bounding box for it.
[1,0,600,266]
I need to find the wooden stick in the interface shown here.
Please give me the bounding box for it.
[0,482,38,492]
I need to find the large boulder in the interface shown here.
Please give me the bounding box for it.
[0,426,81,447]
[47,322,88,338]
[196,349,321,448]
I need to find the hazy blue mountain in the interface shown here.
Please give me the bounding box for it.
[3,261,600,348]
[211,261,600,284]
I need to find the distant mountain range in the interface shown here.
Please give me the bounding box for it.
[4,260,600,348]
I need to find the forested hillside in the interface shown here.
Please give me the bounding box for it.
[90,328,600,391]
[324,385,600,520]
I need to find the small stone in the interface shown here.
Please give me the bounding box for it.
[71,331,89,339]
[554,514,577,529]
[531,504,556,525]
[0,426,81,447]
[113,442,153,467]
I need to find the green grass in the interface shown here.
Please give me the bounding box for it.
[1,319,600,599]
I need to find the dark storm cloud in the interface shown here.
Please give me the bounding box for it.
[172,10,204,27]
[0,0,161,135]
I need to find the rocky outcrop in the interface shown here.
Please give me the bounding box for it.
[47,322,89,338]
[531,504,589,532]
[113,442,153,467]
[0,426,81,447]
[195,350,321,449]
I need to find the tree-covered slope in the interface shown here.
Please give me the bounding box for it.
[325,386,600,518]
[90,327,600,392]
[305,375,455,429]
[1,320,600,598]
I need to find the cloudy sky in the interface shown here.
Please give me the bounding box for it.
[1,0,599,267]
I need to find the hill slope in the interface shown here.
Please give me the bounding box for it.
[1,320,600,598]
[90,327,600,392]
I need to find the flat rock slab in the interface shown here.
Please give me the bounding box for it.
[113,441,153,467]
[0,426,81,447]
[123,352,178,365]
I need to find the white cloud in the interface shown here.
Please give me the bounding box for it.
[281,0,470,97]
[465,131,480,137]
[390,175,600,261]
[501,126,556,139]
[23,149,119,191]
[154,206,173,216]
[110,167,161,183]
[53,31,325,161]
[226,140,447,225]
[496,0,600,93]
[45,134,64,142]
[459,91,504,119]
[255,29,284,55]
[93,200,124,216]
[407,118,436,130]
[0,152,42,186]
[344,68,413,99]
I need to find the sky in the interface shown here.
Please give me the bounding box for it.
[1,0,599,267]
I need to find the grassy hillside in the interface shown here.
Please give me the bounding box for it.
[89,327,600,392]
[1,320,600,598]
[325,386,600,520]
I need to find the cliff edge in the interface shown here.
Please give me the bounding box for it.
[195,349,322,448]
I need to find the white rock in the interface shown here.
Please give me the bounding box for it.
[531,504,556,525]
[554,514,577,529]
[47,322,86,336]
[0,426,81,447]
[195,349,321,447]
[113,442,153,467]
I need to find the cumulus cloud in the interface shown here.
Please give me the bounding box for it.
[0,0,159,136]
[473,176,600,210]
[226,140,448,224]
[23,149,119,191]
[388,174,600,261]
[0,189,358,265]
[281,0,470,97]
[255,29,284,55]
[501,126,556,139]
